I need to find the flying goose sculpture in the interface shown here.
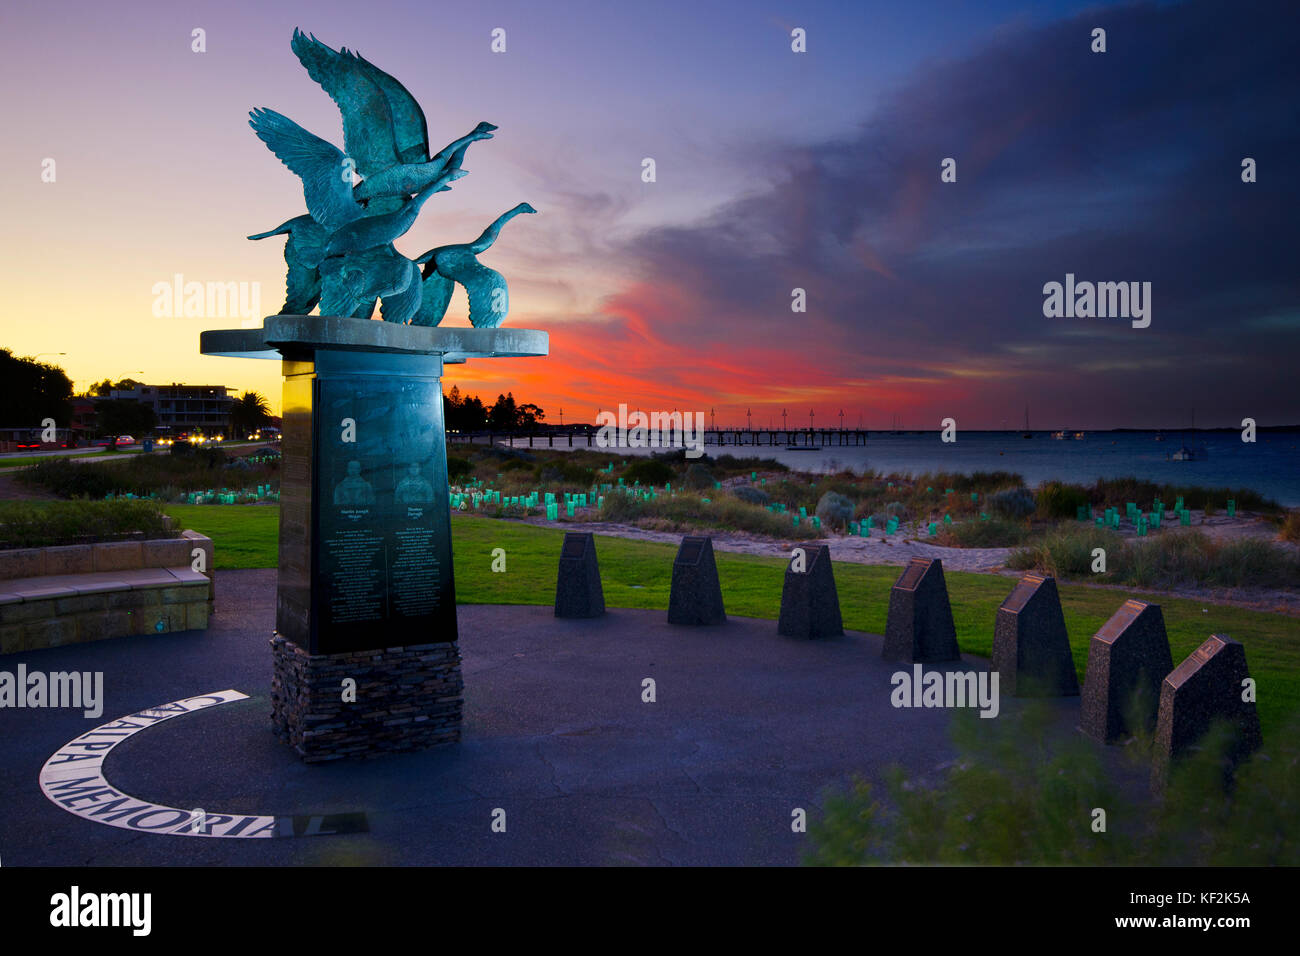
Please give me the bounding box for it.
[246,214,329,314]
[249,107,460,229]
[324,169,458,258]
[318,245,424,325]
[290,29,497,209]
[412,203,537,328]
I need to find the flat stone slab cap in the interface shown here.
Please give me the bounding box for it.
[0,568,209,597]
[200,316,548,362]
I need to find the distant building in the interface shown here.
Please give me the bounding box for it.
[108,383,235,434]
[70,397,97,436]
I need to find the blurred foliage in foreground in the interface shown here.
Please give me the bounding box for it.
[806,700,1299,866]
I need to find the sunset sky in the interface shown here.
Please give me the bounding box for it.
[3,0,1297,429]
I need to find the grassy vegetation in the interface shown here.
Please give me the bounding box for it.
[1083,475,1279,513]
[599,489,820,538]
[16,448,278,500]
[0,499,176,548]
[161,504,1300,735]
[935,517,1033,548]
[1010,525,1300,589]
[807,701,1300,865]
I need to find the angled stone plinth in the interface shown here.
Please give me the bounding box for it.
[1151,634,1262,793]
[667,535,726,626]
[1080,599,1174,743]
[882,557,960,663]
[554,532,605,619]
[992,573,1079,697]
[778,544,843,639]
[204,317,547,759]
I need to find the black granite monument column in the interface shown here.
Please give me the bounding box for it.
[202,317,547,761]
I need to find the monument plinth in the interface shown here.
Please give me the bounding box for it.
[202,317,547,760]
[210,28,544,758]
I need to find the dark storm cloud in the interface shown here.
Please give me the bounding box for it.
[602,0,1300,424]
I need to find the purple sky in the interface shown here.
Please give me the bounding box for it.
[3,0,1296,429]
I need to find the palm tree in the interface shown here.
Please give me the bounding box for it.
[229,391,272,438]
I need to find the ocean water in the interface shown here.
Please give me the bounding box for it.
[548,430,1300,507]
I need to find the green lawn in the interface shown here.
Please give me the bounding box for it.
[164,504,1300,735]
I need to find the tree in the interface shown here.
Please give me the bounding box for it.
[461,394,487,430]
[518,403,546,427]
[0,349,73,426]
[229,391,272,436]
[96,399,156,445]
[488,392,519,430]
[90,377,141,397]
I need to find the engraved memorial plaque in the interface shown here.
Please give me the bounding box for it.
[668,535,725,626]
[992,573,1079,697]
[778,544,843,639]
[1151,634,1262,791]
[1080,599,1174,742]
[882,558,960,662]
[677,536,705,566]
[555,531,605,618]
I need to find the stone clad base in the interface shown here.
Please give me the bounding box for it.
[270,635,463,762]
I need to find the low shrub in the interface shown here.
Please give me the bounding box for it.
[622,458,675,487]
[816,491,855,529]
[538,459,595,486]
[1036,480,1090,519]
[0,500,176,549]
[1007,525,1121,576]
[683,463,714,490]
[988,487,1036,519]
[807,701,1300,865]
[17,453,277,500]
[1009,526,1300,589]
[713,455,789,474]
[732,485,770,506]
[936,518,1032,548]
